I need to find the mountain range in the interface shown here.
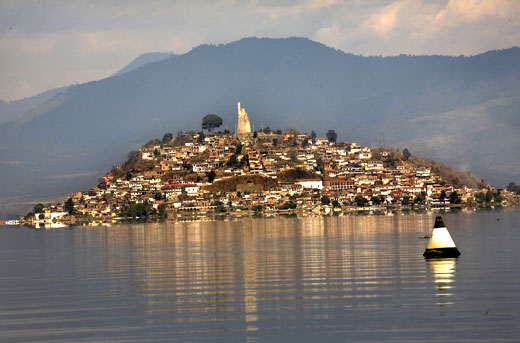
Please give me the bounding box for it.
[0,37,519,215]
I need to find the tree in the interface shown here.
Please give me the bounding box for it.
[449,191,461,204]
[154,192,163,201]
[485,189,495,202]
[197,131,205,143]
[311,130,317,144]
[321,196,330,205]
[355,195,368,207]
[278,201,297,210]
[157,204,167,218]
[227,154,239,167]
[64,198,74,214]
[182,163,192,171]
[402,196,411,206]
[120,202,153,218]
[403,148,411,161]
[371,196,383,205]
[315,158,324,173]
[475,191,486,202]
[507,182,520,195]
[326,129,337,143]
[201,114,223,131]
[207,170,217,183]
[332,200,340,208]
[162,132,173,144]
[33,203,44,214]
[415,192,426,204]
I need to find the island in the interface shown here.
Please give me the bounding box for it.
[23,103,519,226]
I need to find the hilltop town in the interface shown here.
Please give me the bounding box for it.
[24,103,518,225]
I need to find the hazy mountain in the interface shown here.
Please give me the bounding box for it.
[113,51,176,76]
[0,85,71,125]
[1,37,519,213]
[0,52,175,126]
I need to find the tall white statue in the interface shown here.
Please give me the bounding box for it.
[237,102,252,134]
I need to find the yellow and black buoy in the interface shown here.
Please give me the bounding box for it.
[423,216,460,258]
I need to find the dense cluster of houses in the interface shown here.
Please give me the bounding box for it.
[30,130,516,223]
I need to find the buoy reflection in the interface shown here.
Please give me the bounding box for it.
[427,258,457,307]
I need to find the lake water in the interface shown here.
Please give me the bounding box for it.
[1,210,519,342]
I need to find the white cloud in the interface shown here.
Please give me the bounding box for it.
[314,0,520,55]
[310,0,344,9]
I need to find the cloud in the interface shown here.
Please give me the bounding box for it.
[314,0,520,55]
[436,0,508,24]
[310,0,344,9]
[0,0,519,101]
[362,0,519,39]
[363,0,409,36]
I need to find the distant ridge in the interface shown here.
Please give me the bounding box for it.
[0,51,176,125]
[0,85,71,125]
[0,37,518,213]
[113,52,176,76]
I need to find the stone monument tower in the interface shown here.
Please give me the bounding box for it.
[237,102,252,135]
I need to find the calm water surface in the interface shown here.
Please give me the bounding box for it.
[1,210,519,342]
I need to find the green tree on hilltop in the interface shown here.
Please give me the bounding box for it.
[507,182,520,195]
[326,129,337,143]
[311,130,317,144]
[403,148,411,161]
[162,132,173,144]
[202,114,223,132]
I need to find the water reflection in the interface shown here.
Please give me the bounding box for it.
[2,211,519,342]
[426,258,457,307]
[81,216,435,329]
[2,214,461,342]
[34,222,68,229]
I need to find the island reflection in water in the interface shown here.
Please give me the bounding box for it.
[2,211,520,342]
[71,215,433,334]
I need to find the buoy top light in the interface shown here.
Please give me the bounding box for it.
[424,216,460,258]
[433,216,446,228]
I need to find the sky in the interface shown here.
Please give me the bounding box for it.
[1,0,519,102]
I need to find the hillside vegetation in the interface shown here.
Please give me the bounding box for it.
[374,148,480,189]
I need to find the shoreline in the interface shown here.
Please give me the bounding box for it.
[16,204,518,228]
